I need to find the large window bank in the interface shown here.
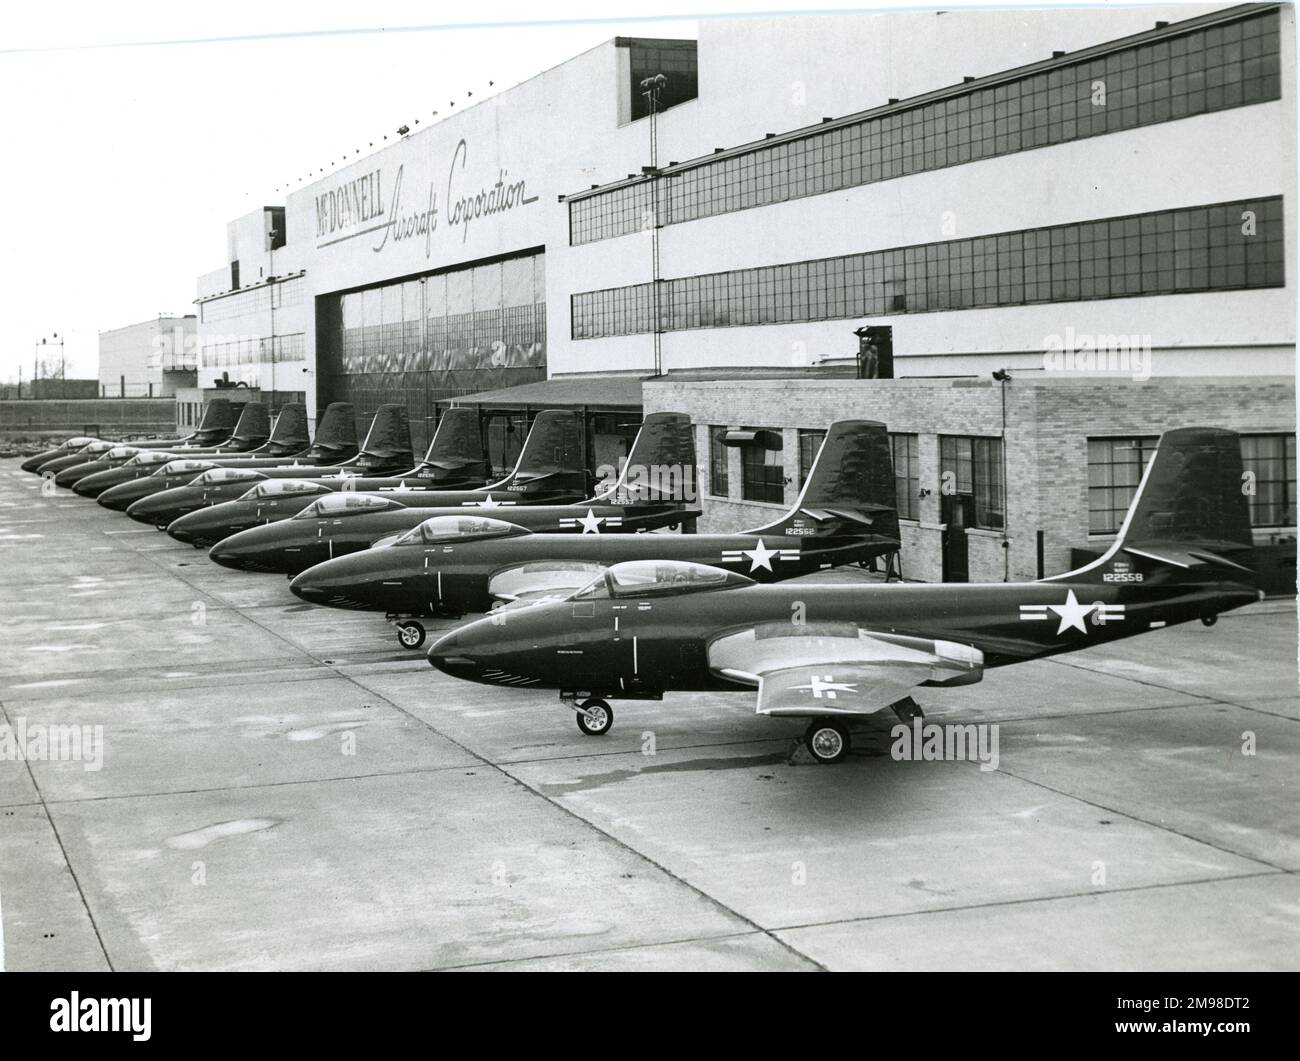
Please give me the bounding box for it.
[315,251,546,452]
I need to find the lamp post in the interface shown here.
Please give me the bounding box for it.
[640,73,666,379]
[268,228,278,409]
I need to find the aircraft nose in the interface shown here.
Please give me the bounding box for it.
[288,567,328,602]
[124,495,165,525]
[427,628,478,675]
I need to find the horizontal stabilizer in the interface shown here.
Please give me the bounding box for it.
[1124,543,1255,572]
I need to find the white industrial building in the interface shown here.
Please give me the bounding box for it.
[193,2,1295,585]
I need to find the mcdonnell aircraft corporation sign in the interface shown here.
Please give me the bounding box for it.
[313,137,539,257]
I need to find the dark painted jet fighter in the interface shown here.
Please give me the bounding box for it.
[21,436,98,474]
[428,427,1261,763]
[170,408,591,549]
[290,420,899,648]
[34,440,119,478]
[205,411,700,576]
[97,402,358,513]
[138,407,491,531]
[73,450,177,497]
[77,404,312,500]
[19,400,239,474]
[52,445,147,489]
[97,458,223,513]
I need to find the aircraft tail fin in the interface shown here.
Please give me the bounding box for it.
[594,412,698,504]
[228,402,269,443]
[191,398,235,444]
[263,403,310,455]
[1052,427,1255,584]
[492,410,586,497]
[749,420,901,543]
[420,408,489,484]
[354,404,415,472]
[307,402,358,459]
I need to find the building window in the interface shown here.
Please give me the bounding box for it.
[940,436,1005,531]
[708,425,730,497]
[797,429,826,488]
[624,38,698,122]
[1087,436,1158,534]
[741,430,784,504]
[571,197,1285,339]
[569,9,1281,244]
[891,433,919,521]
[1241,433,1297,528]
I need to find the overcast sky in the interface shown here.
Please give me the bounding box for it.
[0,0,1134,382]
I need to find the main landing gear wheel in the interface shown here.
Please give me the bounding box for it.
[396,620,426,649]
[805,718,850,764]
[576,698,613,736]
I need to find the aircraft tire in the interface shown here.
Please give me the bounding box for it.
[805,719,850,764]
[396,621,426,649]
[576,698,613,736]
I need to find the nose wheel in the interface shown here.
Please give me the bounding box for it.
[396,620,426,649]
[575,698,613,736]
[804,718,851,764]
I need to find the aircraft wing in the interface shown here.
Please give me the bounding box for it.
[708,624,983,717]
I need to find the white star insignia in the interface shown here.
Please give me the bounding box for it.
[793,674,859,700]
[476,494,501,509]
[1048,589,1095,635]
[742,539,777,572]
[577,509,604,534]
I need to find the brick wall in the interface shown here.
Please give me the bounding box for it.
[646,375,1296,582]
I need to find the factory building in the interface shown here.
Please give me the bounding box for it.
[194,2,1296,584]
[96,314,198,399]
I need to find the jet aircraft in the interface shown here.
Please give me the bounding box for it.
[289,420,900,648]
[96,402,359,512]
[128,407,490,529]
[203,411,700,578]
[19,399,239,474]
[427,427,1261,763]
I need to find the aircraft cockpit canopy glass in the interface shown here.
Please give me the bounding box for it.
[607,560,751,598]
[125,452,171,467]
[80,442,114,455]
[194,468,264,485]
[105,447,139,459]
[392,516,526,547]
[156,460,215,475]
[296,493,401,518]
[570,561,752,601]
[65,437,95,447]
[242,479,331,500]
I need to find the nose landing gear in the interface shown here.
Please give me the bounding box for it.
[574,698,613,736]
[396,620,426,649]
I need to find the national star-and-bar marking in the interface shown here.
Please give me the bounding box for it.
[462,494,517,508]
[720,539,800,572]
[792,674,859,699]
[1019,589,1125,634]
[557,509,624,533]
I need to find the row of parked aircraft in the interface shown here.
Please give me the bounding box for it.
[24,398,1260,762]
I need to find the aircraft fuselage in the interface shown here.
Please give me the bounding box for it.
[429,578,1259,699]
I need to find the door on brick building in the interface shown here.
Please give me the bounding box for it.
[941,493,972,582]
